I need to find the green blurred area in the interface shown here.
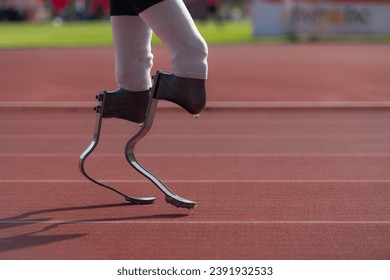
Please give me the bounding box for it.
[0,20,259,49]
[0,20,389,49]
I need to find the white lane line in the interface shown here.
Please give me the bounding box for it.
[1,153,390,157]
[1,179,390,184]
[1,220,389,225]
[1,134,390,140]
[2,100,390,109]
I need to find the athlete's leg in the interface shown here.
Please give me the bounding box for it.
[129,0,208,115]
[103,0,153,123]
[110,0,153,91]
[135,0,208,79]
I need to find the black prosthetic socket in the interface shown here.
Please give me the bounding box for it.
[102,88,150,123]
[154,73,206,115]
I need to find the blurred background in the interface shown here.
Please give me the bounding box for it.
[1,0,389,39]
[0,0,249,22]
[0,0,389,103]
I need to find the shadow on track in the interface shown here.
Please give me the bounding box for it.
[0,203,188,254]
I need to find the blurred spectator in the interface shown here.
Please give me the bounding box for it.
[0,0,249,23]
[0,0,110,22]
[202,0,223,25]
[0,0,32,21]
[51,0,67,18]
[88,0,109,19]
[205,0,219,19]
[74,0,87,20]
[64,0,86,20]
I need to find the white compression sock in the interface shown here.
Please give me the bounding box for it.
[111,16,153,91]
[139,0,208,79]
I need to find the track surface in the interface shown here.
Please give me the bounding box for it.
[1,44,389,102]
[0,44,390,259]
[1,108,389,259]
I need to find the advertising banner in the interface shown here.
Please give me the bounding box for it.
[251,0,390,36]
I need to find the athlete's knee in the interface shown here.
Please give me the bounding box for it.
[183,36,208,70]
[196,36,208,63]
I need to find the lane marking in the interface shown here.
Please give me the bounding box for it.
[1,153,390,157]
[2,100,390,109]
[1,134,390,140]
[1,179,390,184]
[2,120,389,127]
[1,220,389,225]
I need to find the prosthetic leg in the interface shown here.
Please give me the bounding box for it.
[79,71,196,209]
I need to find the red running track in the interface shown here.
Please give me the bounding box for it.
[0,108,389,259]
[1,44,390,103]
[1,43,389,259]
